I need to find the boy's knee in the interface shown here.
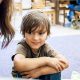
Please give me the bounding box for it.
[38,72,61,80]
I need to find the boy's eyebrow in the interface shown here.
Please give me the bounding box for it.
[34,28,47,33]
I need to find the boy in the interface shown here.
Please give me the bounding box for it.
[12,11,69,80]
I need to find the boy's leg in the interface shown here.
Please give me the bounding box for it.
[12,72,61,80]
[38,72,61,80]
[12,72,22,78]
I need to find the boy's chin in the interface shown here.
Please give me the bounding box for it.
[32,47,40,50]
[32,46,40,50]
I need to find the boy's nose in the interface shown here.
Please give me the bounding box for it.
[33,35,39,40]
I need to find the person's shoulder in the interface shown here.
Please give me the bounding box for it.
[17,39,29,48]
[44,43,53,49]
[42,43,54,52]
[18,39,26,45]
[44,43,61,57]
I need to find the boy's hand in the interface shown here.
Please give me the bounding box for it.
[46,57,63,71]
[21,68,42,79]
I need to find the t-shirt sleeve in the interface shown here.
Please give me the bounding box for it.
[45,43,60,57]
[16,44,27,57]
[12,44,26,61]
[12,44,27,77]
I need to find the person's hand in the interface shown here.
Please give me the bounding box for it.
[47,57,63,71]
[21,68,41,79]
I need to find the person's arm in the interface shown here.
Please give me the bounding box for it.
[14,43,69,73]
[19,53,69,78]
[21,65,60,79]
[44,44,69,72]
[47,53,69,72]
[14,53,68,73]
[13,54,48,72]
[13,44,48,72]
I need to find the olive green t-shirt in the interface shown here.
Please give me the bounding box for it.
[15,40,58,58]
[12,39,60,77]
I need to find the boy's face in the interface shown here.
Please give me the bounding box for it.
[24,26,47,52]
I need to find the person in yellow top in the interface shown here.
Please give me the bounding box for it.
[12,11,69,80]
[0,0,15,48]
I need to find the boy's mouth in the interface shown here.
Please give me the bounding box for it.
[31,42,40,45]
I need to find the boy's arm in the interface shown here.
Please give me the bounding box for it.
[13,54,48,72]
[44,44,69,71]
[20,53,69,79]
[21,66,60,79]
[13,44,69,72]
[13,44,48,72]
[47,53,69,71]
[13,53,69,72]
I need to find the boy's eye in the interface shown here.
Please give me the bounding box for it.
[28,32,32,34]
[39,32,45,35]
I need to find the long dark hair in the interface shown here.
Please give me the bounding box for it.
[0,0,15,48]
